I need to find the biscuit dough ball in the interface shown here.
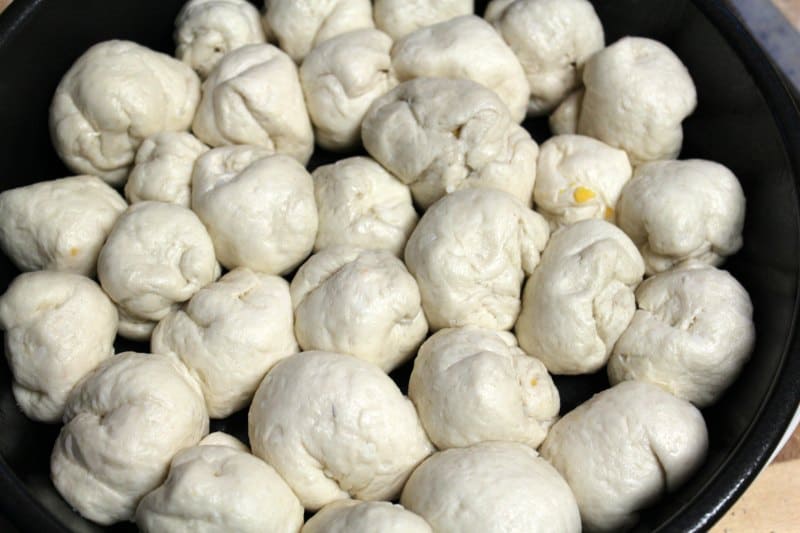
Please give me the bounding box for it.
[0,272,117,422]
[401,441,581,533]
[191,147,318,274]
[374,0,473,40]
[198,431,250,451]
[549,89,584,135]
[51,352,209,525]
[248,351,434,510]
[50,40,200,186]
[302,500,432,533]
[409,327,559,449]
[616,159,746,275]
[362,78,539,209]
[516,220,644,375]
[0,176,126,276]
[540,381,708,532]
[291,247,427,372]
[405,188,549,331]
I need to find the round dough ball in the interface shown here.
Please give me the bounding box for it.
[300,29,397,151]
[362,78,539,209]
[0,271,117,422]
[302,500,432,533]
[616,159,746,275]
[191,147,318,274]
[401,441,581,533]
[609,265,755,407]
[152,268,298,418]
[374,0,473,40]
[409,327,559,449]
[540,381,709,532]
[50,40,200,186]
[51,352,209,525]
[578,37,697,164]
[291,247,428,372]
[405,188,550,331]
[0,176,126,276]
[192,44,313,164]
[248,351,433,510]
[516,219,644,375]
[549,88,583,135]
[198,431,250,451]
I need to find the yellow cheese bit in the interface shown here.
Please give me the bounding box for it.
[573,186,596,204]
[605,206,615,220]
[69,247,80,257]
[530,378,538,387]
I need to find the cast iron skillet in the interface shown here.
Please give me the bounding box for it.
[0,0,798,531]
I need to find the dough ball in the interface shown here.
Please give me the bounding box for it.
[391,15,529,123]
[516,219,644,375]
[192,44,313,164]
[0,271,117,422]
[191,147,318,274]
[51,352,209,525]
[374,0,473,40]
[50,40,200,186]
[0,176,126,276]
[300,29,397,151]
[405,188,550,331]
[152,268,298,418]
[409,327,559,449]
[578,37,697,164]
[302,500,432,533]
[609,265,755,407]
[616,159,746,274]
[540,381,708,532]
[362,78,539,209]
[291,246,428,372]
[198,431,250,451]
[248,351,433,510]
[549,89,583,135]
[401,441,581,533]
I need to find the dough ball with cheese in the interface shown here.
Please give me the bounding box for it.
[549,89,584,135]
[302,500,432,533]
[374,0,473,40]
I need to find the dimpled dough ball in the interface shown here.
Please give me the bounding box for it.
[50,40,200,186]
[302,500,432,533]
[540,381,709,532]
[549,89,584,135]
[51,352,209,525]
[248,351,434,510]
[374,0,474,40]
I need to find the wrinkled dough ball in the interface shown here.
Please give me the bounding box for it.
[616,159,746,274]
[374,0,473,40]
[175,0,265,78]
[302,500,432,533]
[578,37,697,164]
[300,29,397,151]
[362,78,539,209]
[192,147,318,274]
[192,44,313,164]
[549,89,583,135]
[609,266,755,407]
[0,176,126,276]
[405,188,550,331]
[409,327,559,449]
[540,381,708,532]
[0,272,117,422]
[291,247,427,372]
[50,40,200,185]
[401,442,581,533]
[51,353,209,525]
[248,351,433,510]
[516,219,644,375]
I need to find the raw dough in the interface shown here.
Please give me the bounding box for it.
[374,0,473,40]
[302,500,432,533]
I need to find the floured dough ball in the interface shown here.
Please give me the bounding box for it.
[192,44,313,164]
[152,268,298,418]
[0,272,116,422]
[125,132,209,207]
[249,351,433,510]
[549,89,583,135]
[374,0,473,40]
[175,0,265,78]
[578,37,697,164]
[362,78,539,209]
[409,327,559,449]
[405,188,549,331]
[391,15,529,123]
[300,29,397,151]
[516,219,644,375]
[616,159,746,274]
[98,202,220,341]
[302,500,432,533]
[401,441,581,533]
[609,265,755,407]
[50,40,200,186]
[540,381,708,532]
[534,134,632,228]
[51,352,209,525]
[0,176,126,276]
[191,147,318,274]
